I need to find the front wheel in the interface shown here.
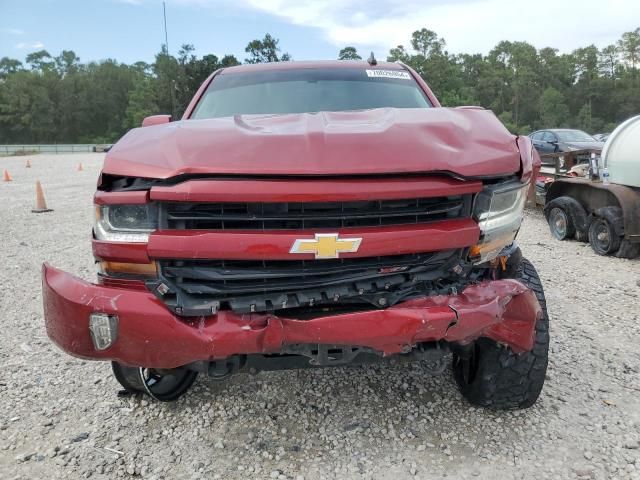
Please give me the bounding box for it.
[111,362,198,402]
[452,258,549,409]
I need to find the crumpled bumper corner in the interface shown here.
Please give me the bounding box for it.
[42,262,541,369]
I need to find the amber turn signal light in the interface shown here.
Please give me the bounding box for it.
[469,232,517,262]
[99,261,157,276]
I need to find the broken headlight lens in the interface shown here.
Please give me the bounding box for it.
[94,204,158,242]
[470,181,529,263]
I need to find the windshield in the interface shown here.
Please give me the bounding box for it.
[190,67,432,119]
[556,130,596,142]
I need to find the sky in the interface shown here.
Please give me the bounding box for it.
[1,0,639,64]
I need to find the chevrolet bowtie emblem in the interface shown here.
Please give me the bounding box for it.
[290,233,362,259]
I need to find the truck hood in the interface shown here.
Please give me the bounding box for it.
[103,108,522,179]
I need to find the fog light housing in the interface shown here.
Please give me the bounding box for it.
[89,313,118,350]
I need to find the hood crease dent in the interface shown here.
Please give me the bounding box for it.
[103,108,522,180]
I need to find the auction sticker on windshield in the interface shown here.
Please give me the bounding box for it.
[365,69,411,80]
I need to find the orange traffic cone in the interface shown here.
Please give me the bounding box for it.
[25,159,31,168]
[77,162,84,172]
[2,169,12,181]
[32,180,53,213]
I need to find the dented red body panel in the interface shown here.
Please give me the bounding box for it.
[43,60,542,369]
[43,264,540,369]
[103,107,521,180]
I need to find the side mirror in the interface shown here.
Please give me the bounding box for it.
[546,139,558,145]
[142,114,172,127]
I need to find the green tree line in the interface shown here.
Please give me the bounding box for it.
[0,28,638,144]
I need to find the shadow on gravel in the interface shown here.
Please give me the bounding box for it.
[132,359,547,459]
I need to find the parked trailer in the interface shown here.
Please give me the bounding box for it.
[543,115,640,259]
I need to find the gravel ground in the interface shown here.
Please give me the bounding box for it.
[1,153,640,480]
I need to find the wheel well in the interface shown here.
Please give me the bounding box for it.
[546,182,621,215]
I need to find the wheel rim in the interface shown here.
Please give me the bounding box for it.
[111,362,197,401]
[592,221,611,253]
[138,367,197,402]
[549,207,568,239]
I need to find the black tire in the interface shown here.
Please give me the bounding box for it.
[111,362,198,402]
[453,259,549,409]
[588,215,621,256]
[547,206,575,240]
[616,240,640,259]
[544,196,589,241]
[112,361,145,393]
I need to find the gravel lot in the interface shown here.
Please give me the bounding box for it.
[1,153,640,480]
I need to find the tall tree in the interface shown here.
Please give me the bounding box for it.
[387,45,411,63]
[25,50,54,71]
[539,87,570,127]
[55,50,80,74]
[220,54,241,67]
[245,34,291,63]
[123,75,159,130]
[0,57,23,78]
[618,28,640,71]
[599,45,620,78]
[410,28,445,57]
[338,46,361,60]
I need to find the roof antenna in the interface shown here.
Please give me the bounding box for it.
[367,51,377,66]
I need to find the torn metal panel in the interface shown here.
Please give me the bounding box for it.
[43,263,540,369]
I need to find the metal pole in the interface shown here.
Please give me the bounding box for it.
[163,1,176,118]
[163,1,169,53]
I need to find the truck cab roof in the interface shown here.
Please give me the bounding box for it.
[218,60,408,74]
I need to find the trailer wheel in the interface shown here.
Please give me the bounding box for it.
[616,240,640,259]
[544,196,589,241]
[588,214,621,256]
[547,206,574,240]
[111,362,198,402]
[452,258,549,410]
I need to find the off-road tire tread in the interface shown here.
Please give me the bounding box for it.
[453,259,549,410]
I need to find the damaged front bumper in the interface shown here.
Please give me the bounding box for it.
[42,263,542,369]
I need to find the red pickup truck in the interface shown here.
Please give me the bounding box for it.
[43,60,547,409]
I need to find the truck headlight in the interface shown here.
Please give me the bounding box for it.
[470,181,529,263]
[94,204,158,242]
